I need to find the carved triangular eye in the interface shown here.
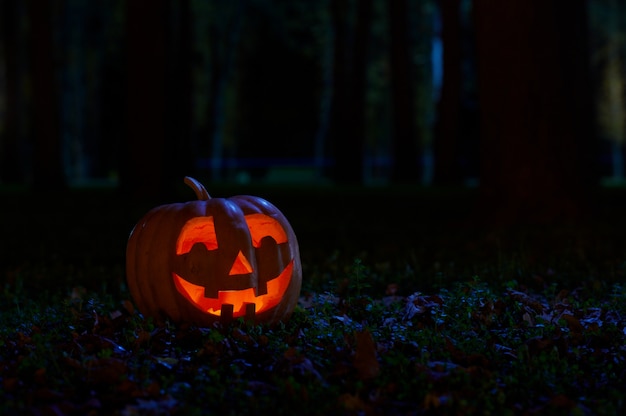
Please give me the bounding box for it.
[229,250,253,275]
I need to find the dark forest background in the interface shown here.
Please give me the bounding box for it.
[1,0,626,225]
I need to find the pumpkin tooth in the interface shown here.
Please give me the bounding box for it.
[204,286,219,299]
[245,303,256,320]
[220,303,234,324]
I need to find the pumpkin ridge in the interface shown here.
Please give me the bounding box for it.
[126,177,302,326]
[141,206,183,320]
[127,206,166,317]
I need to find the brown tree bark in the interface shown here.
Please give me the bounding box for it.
[28,0,65,190]
[119,0,167,200]
[0,0,22,183]
[473,0,596,226]
[433,0,463,185]
[328,0,371,184]
[164,0,194,191]
[206,2,245,182]
[388,0,419,183]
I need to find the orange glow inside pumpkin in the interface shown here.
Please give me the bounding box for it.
[175,217,218,253]
[173,261,294,316]
[175,213,288,255]
[173,213,293,317]
[229,250,253,275]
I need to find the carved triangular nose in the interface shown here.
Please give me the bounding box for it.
[229,250,253,275]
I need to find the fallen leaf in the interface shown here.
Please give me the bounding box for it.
[507,289,545,313]
[353,329,379,380]
[559,313,584,333]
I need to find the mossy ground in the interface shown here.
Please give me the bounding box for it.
[2,185,625,414]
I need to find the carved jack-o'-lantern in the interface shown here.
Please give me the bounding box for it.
[126,177,302,325]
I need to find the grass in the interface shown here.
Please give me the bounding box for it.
[2,185,626,414]
[3,256,626,414]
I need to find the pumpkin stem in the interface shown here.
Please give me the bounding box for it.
[184,176,211,200]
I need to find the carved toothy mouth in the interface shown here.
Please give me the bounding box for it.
[172,260,294,318]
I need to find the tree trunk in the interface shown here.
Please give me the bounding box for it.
[314,0,334,180]
[28,0,65,191]
[328,0,370,184]
[433,0,462,185]
[120,0,167,200]
[164,0,193,191]
[388,0,419,184]
[207,0,245,182]
[473,0,596,226]
[0,0,22,183]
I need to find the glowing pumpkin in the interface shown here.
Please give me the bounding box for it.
[126,177,302,325]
